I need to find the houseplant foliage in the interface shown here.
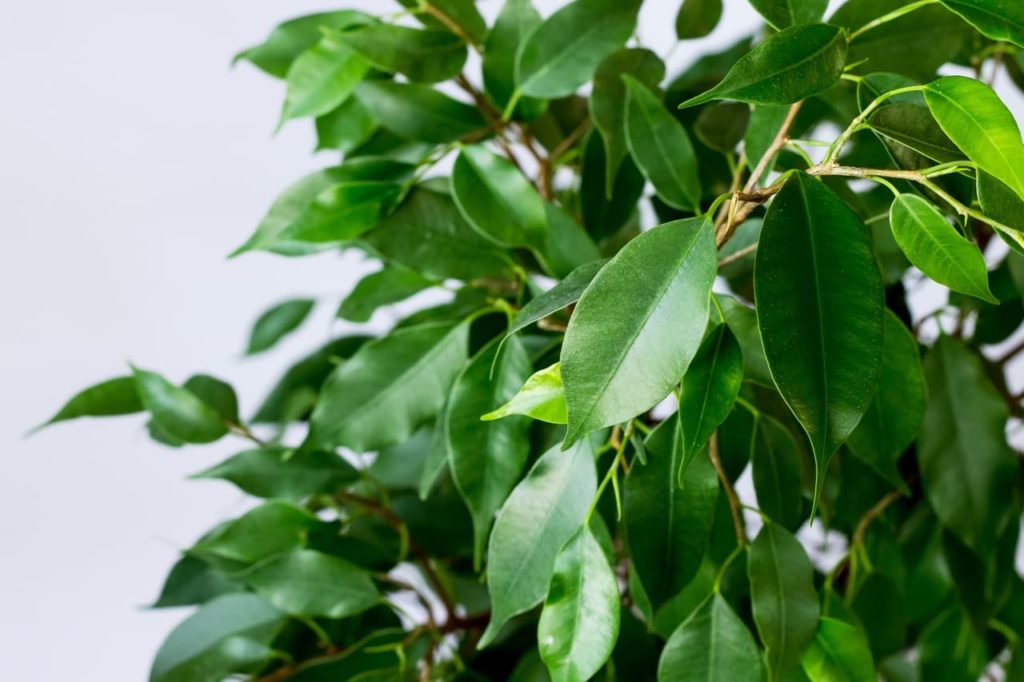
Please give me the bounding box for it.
[40,0,1024,679]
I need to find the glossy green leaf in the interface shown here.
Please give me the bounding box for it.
[481,440,597,647]
[191,448,359,501]
[538,526,621,682]
[337,265,434,323]
[233,11,370,78]
[483,363,568,425]
[748,0,827,29]
[754,173,884,506]
[679,24,847,108]
[449,336,534,567]
[676,0,723,38]
[280,27,370,122]
[937,0,1024,47]
[245,298,315,355]
[919,335,1018,551]
[625,416,718,610]
[541,204,603,278]
[38,376,142,430]
[580,131,646,241]
[243,549,380,618]
[482,0,545,117]
[751,415,805,529]
[658,594,766,682]
[516,0,640,99]
[507,260,605,339]
[152,556,241,609]
[719,295,773,386]
[800,618,875,682]
[694,102,750,155]
[190,501,321,566]
[418,0,487,45]
[132,367,228,444]
[308,321,468,453]
[624,76,702,212]
[338,24,467,83]
[355,81,486,143]
[315,97,376,153]
[562,218,716,445]
[749,523,820,681]
[150,593,284,682]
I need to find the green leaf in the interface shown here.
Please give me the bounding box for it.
[152,556,241,609]
[483,0,545,118]
[150,593,284,682]
[449,336,534,567]
[233,11,370,78]
[38,376,142,430]
[191,448,359,501]
[678,324,744,480]
[694,102,750,155]
[800,618,875,682]
[542,204,603,278]
[625,416,718,610]
[748,0,827,29]
[243,549,380,618]
[754,173,884,507]
[679,24,847,108]
[745,104,791,184]
[418,0,487,45]
[132,367,228,444]
[516,0,640,99]
[355,81,486,143]
[937,0,1024,47]
[480,439,597,647]
[507,260,606,339]
[719,295,774,387]
[751,415,805,529]
[484,363,568,424]
[276,182,402,246]
[280,27,371,122]
[245,298,315,355]
[623,76,702,212]
[658,594,766,682]
[749,523,820,681]
[919,335,1018,552]
[580,131,646,241]
[538,526,621,682]
[337,265,434,323]
[308,321,468,453]
[190,501,322,567]
[676,0,723,38]
[561,218,716,445]
[315,97,376,153]
[451,145,549,249]
[338,24,467,83]
[183,374,239,425]
[924,76,1024,199]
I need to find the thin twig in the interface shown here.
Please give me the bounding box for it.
[718,242,758,268]
[709,432,746,545]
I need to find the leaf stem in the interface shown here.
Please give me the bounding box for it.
[847,0,939,42]
[709,431,746,546]
[586,423,633,523]
[821,85,926,166]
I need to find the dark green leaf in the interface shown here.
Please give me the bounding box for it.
[937,0,1024,47]
[152,556,241,609]
[676,0,723,38]
[190,501,322,567]
[38,376,141,430]
[745,104,791,184]
[483,363,568,425]
[243,549,380,618]
[694,102,750,154]
[541,204,603,278]
[234,11,370,78]
[752,415,805,529]
[191,448,359,501]
[246,298,315,355]
[182,375,239,425]
[355,81,486,143]
[337,265,434,323]
[338,24,467,83]
[506,260,605,339]
[132,367,228,444]
[483,0,545,118]
[658,594,766,682]
[748,0,827,29]
[800,618,875,682]
[579,130,645,241]
[719,295,774,387]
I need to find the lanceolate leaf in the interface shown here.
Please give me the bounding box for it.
[480,440,597,647]
[754,173,884,507]
[307,321,469,453]
[132,367,229,444]
[189,501,322,567]
[483,0,545,116]
[355,81,486,143]
[245,298,315,355]
[38,376,142,429]
[748,0,827,29]
[338,24,467,83]
[280,27,370,122]
[658,594,766,682]
[537,526,621,682]
[243,549,380,618]
[675,0,723,39]
[800,618,876,682]
[748,523,820,681]
[337,265,434,323]
[233,11,370,78]
[562,218,716,445]
[679,24,847,108]
[752,415,805,530]
[937,0,1024,47]
[507,260,606,339]
[483,363,568,424]
[191,448,359,501]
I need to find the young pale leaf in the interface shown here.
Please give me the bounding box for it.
[679,24,847,108]
[451,145,549,249]
[625,416,718,610]
[748,0,827,29]
[749,523,820,681]
[936,0,1024,47]
[233,11,370,78]
[307,321,468,453]
[623,76,702,212]
[483,0,545,117]
[515,0,640,99]
[800,618,876,682]
[132,367,228,444]
[675,0,723,39]
[483,363,568,424]
[152,555,241,609]
[751,416,805,530]
[189,501,322,566]
[919,336,1018,552]
[191,448,359,501]
[245,298,315,355]
[678,324,744,481]
[355,81,486,144]
[337,265,434,323]
[658,594,766,682]
[537,526,621,682]
[507,260,606,339]
[243,549,380,619]
[448,337,534,568]
[280,27,370,122]
[480,439,597,648]
[150,593,285,682]
[754,173,884,508]
[561,218,716,445]
[38,376,142,430]
[338,24,467,84]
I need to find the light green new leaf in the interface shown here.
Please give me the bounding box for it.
[449,337,534,568]
[452,145,548,249]
[132,367,228,444]
[890,194,996,302]
[483,363,568,424]
[38,376,142,430]
[561,218,716,445]
[625,416,718,610]
[749,523,820,681]
[754,173,883,508]
[233,11,370,78]
[355,81,486,144]
[189,501,321,567]
[676,0,723,38]
[150,593,285,682]
[658,594,766,682]
[538,526,621,682]
[483,0,545,117]
[244,549,380,619]
[280,28,370,122]
[338,24,467,83]
[624,76,702,212]
[191,448,359,501]
[748,0,827,29]
[507,260,606,339]
[516,0,640,99]
[800,618,875,682]
[246,299,315,355]
[680,24,847,108]
[308,321,468,453]
[480,440,597,648]
[919,335,1018,552]
[937,0,1024,47]
[337,265,434,323]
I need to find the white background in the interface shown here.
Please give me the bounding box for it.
[0,0,1013,679]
